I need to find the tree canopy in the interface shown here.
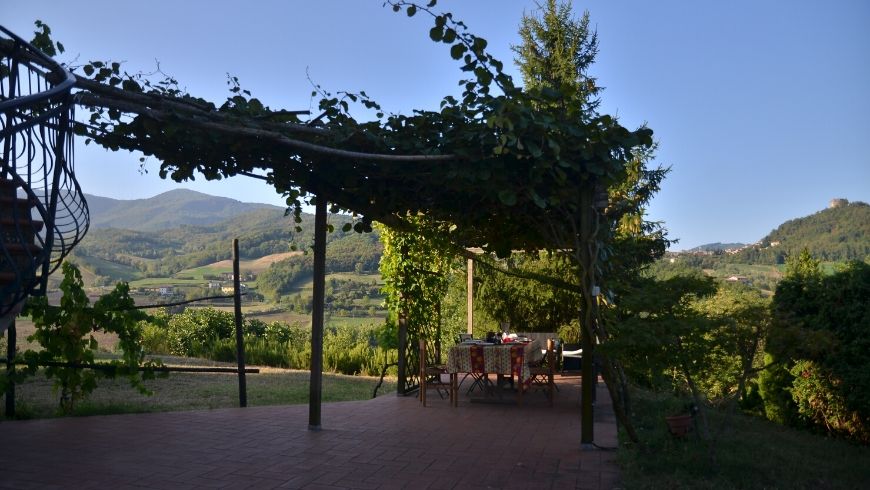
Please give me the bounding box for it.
[513,0,600,114]
[55,1,655,259]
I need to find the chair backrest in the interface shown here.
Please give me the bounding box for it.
[458,333,473,343]
[545,338,555,372]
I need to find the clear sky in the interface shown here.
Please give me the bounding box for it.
[3,0,868,250]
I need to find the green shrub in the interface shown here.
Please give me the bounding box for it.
[246,338,292,368]
[757,353,800,426]
[137,308,395,377]
[791,360,869,443]
[264,321,307,345]
[764,255,870,442]
[323,324,375,375]
[140,322,172,355]
[209,340,238,363]
[244,318,267,337]
[165,308,236,357]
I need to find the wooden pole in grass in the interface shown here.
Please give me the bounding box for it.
[309,197,327,430]
[4,321,15,418]
[233,238,247,408]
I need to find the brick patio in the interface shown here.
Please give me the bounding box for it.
[0,376,619,489]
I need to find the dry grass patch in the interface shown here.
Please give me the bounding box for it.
[2,361,396,419]
[207,251,303,274]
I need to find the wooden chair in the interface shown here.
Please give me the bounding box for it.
[528,339,556,406]
[419,339,457,407]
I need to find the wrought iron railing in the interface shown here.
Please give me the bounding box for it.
[0,25,88,324]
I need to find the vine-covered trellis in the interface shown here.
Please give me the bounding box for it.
[379,218,452,395]
[0,1,671,443]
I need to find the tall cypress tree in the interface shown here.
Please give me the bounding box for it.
[511,1,668,444]
[512,0,600,114]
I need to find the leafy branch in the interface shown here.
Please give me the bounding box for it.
[15,263,162,414]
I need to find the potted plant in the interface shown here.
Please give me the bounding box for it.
[665,403,698,437]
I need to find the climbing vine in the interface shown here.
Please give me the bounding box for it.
[379,217,453,340]
[17,263,160,414]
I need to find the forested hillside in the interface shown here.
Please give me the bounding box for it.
[86,189,280,231]
[69,191,383,285]
[256,232,382,302]
[735,201,869,264]
[655,201,868,294]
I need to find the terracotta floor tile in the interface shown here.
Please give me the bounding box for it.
[1,377,617,489]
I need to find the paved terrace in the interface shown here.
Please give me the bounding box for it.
[0,377,618,489]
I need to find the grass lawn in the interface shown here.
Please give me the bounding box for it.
[3,321,395,420]
[2,360,396,419]
[618,388,870,489]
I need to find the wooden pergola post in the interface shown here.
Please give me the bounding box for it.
[308,197,327,430]
[579,187,596,446]
[466,258,474,335]
[397,311,408,395]
[396,244,410,396]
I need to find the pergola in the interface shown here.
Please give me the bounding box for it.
[1,10,655,444]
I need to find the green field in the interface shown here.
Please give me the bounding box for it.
[290,272,382,293]
[129,277,211,288]
[175,252,304,280]
[173,264,232,280]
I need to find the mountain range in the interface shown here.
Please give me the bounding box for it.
[85,189,282,231]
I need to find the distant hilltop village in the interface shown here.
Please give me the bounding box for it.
[683,242,771,257]
[829,198,849,209]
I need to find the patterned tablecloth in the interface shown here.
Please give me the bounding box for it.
[447,339,543,384]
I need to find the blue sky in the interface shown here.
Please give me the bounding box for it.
[3,0,868,250]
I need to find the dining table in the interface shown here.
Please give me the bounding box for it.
[446,339,543,404]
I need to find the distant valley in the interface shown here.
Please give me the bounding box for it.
[663,199,869,293]
[65,189,384,325]
[63,190,868,313]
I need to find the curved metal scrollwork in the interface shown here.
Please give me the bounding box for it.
[0,26,89,328]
